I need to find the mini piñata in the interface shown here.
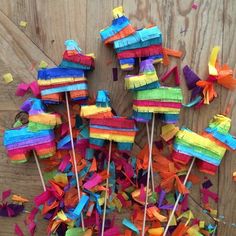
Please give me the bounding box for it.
[37,40,95,104]
[100,6,163,70]
[3,98,61,163]
[172,114,236,175]
[125,59,183,123]
[80,90,137,151]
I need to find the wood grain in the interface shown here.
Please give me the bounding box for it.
[0,0,235,235]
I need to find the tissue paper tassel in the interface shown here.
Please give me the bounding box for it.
[37,68,88,104]
[100,6,163,70]
[3,98,60,163]
[173,114,236,175]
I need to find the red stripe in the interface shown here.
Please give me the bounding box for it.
[63,51,95,67]
[117,45,163,59]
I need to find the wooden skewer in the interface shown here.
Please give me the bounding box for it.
[146,122,155,192]
[33,150,46,192]
[142,114,155,236]
[101,140,112,236]
[65,92,85,230]
[163,157,196,236]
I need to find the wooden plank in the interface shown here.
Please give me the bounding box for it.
[0,0,235,235]
[0,10,56,235]
[0,0,87,64]
[217,0,236,235]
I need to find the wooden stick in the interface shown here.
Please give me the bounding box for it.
[163,157,196,236]
[101,140,112,236]
[146,122,155,192]
[65,92,85,230]
[142,114,155,236]
[33,150,46,192]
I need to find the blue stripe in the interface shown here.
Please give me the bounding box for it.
[38,67,84,79]
[173,143,221,166]
[59,60,91,70]
[41,83,87,95]
[100,16,130,41]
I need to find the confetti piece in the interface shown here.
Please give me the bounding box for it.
[112,67,118,81]
[19,21,27,27]
[1,189,11,201]
[202,179,213,189]
[14,224,24,236]
[2,73,13,84]
[12,195,29,203]
[122,218,140,234]
[192,3,198,9]
[39,60,48,69]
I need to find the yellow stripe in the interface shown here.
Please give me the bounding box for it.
[133,105,180,113]
[90,133,135,143]
[38,77,86,86]
[125,73,158,89]
[29,114,61,125]
[176,129,225,156]
[80,105,111,117]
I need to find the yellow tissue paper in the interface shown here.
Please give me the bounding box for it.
[148,227,164,235]
[39,60,48,69]
[57,210,67,221]
[3,73,13,84]
[199,221,205,228]
[208,46,220,76]
[19,21,27,27]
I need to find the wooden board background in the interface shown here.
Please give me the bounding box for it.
[0,0,235,235]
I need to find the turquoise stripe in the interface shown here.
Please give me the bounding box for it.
[41,83,87,95]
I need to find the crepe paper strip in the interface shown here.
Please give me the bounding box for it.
[15,223,24,236]
[12,195,29,203]
[3,73,13,84]
[65,227,85,236]
[148,227,164,235]
[19,20,27,27]
[208,46,220,76]
[124,229,133,236]
[147,206,167,222]
[80,106,112,118]
[161,66,180,86]
[122,218,140,234]
[192,3,198,9]
[187,225,203,236]
[200,188,219,204]
[196,80,217,104]
[117,45,163,59]
[202,180,213,189]
[83,173,103,190]
[183,96,202,108]
[183,65,201,90]
[112,68,118,81]
[54,173,68,185]
[162,47,183,66]
[104,226,121,236]
[1,189,11,201]
[73,195,89,217]
[39,60,48,69]
[172,223,189,236]
[161,124,179,142]
[0,203,24,217]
